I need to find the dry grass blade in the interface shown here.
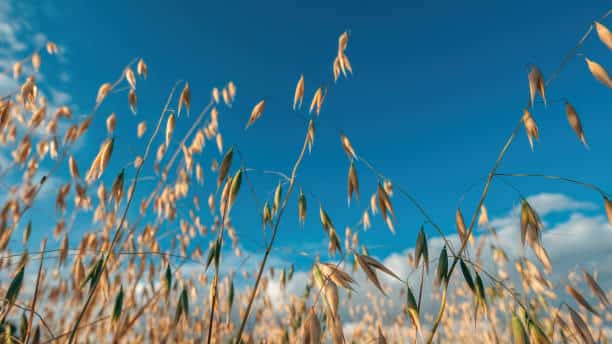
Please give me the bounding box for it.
[585,57,612,88]
[316,262,355,291]
[567,306,595,344]
[301,307,321,344]
[354,252,399,295]
[377,326,387,344]
[565,285,600,316]
[582,270,610,306]
[595,21,612,50]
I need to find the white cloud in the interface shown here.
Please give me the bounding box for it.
[260,192,612,339]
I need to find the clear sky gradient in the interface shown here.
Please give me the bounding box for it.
[5,1,612,272]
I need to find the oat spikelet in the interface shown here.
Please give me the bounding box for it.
[86,138,114,183]
[128,89,137,114]
[564,102,587,147]
[347,161,359,205]
[307,120,315,153]
[246,100,265,129]
[293,74,304,110]
[565,284,599,316]
[137,121,146,138]
[13,62,22,79]
[522,109,539,150]
[585,57,612,88]
[106,113,116,134]
[478,204,489,227]
[45,42,58,54]
[603,196,612,226]
[178,82,191,116]
[595,22,612,50]
[309,87,324,115]
[97,83,112,104]
[32,52,41,71]
[340,134,357,160]
[69,156,80,179]
[136,59,147,79]
[125,67,136,89]
[528,65,546,107]
[165,112,175,147]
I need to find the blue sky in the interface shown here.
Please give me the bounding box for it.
[2,0,612,277]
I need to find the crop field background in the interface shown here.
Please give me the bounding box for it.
[0,1,611,343]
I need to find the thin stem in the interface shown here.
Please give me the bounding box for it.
[206,188,230,344]
[67,81,180,344]
[234,121,311,342]
[494,173,609,197]
[24,239,46,344]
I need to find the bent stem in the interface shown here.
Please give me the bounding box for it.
[426,119,522,343]
[234,123,311,342]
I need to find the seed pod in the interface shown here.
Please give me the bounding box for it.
[565,102,587,147]
[582,270,609,306]
[585,57,612,88]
